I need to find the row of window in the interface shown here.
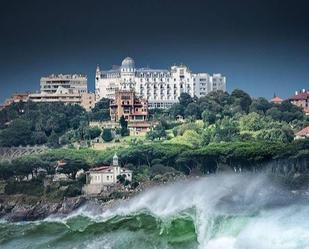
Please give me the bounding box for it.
[148,102,174,109]
[92,174,113,182]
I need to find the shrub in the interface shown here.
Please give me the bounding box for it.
[64,185,81,197]
[5,179,44,196]
[150,164,177,177]
[102,128,113,142]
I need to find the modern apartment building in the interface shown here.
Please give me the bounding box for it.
[29,90,95,112]
[40,74,87,94]
[22,74,96,111]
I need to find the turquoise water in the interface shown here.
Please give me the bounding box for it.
[1,174,309,249]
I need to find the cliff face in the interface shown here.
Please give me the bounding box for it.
[0,195,86,222]
[265,157,309,176]
[262,157,309,190]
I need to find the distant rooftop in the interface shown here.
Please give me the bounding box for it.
[41,74,87,79]
[290,89,309,101]
[271,95,283,103]
[296,126,309,136]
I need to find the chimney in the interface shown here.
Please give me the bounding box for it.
[295,91,298,95]
[302,89,305,93]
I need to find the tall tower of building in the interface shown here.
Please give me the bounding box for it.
[112,153,120,176]
[120,57,136,90]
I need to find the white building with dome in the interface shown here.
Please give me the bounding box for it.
[95,57,226,109]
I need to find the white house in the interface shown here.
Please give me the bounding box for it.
[83,154,132,195]
[95,57,226,109]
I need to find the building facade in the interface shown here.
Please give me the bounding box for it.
[95,57,226,109]
[270,95,283,104]
[40,74,87,94]
[29,89,95,111]
[3,92,30,107]
[83,154,133,195]
[295,126,309,140]
[110,90,148,122]
[110,89,150,134]
[24,74,95,111]
[289,89,309,109]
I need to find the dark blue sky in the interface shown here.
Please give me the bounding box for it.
[0,0,308,103]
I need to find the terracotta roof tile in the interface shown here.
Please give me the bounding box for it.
[289,92,309,101]
[296,126,309,136]
[271,96,283,103]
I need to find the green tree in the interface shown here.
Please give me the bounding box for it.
[146,124,167,141]
[214,117,240,142]
[179,93,193,107]
[47,131,60,148]
[266,107,282,120]
[0,119,33,147]
[201,128,214,146]
[239,112,266,131]
[257,128,294,143]
[32,131,48,145]
[182,130,202,148]
[92,98,110,113]
[59,159,89,179]
[88,126,102,139]
[102,128,113,142]
[231,89,252,113]
[249,97,271,114]
[202,111,216,124]
[117,174,127,184]
[184,103,200,119]
[279,101,304,122]
[169,103,185,118]
[0,101,86,147]
[119,115,129,136]
[90,97,111,121]
[0,161,14,180]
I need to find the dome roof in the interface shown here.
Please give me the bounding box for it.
[121,57,135,68]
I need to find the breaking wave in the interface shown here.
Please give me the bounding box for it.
[1,174,309,249]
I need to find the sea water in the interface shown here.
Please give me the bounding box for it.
[0,174,308,249]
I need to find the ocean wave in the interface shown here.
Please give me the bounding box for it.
[1,174,309,249]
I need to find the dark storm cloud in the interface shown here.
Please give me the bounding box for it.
[0,0,309,102]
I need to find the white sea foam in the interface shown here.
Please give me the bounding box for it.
[93,173,309,249]
[38,173,309,248]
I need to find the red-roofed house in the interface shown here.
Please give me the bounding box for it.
[270,95,283,104]
[295,126,309,140]
[83,154,132,195]
[289,89,309,110]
